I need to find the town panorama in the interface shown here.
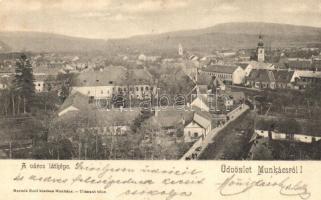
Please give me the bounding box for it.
[0,1,321,161]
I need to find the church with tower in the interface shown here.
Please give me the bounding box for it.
[257,34,265,62]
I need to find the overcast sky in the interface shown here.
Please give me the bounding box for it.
[0,0,321,39]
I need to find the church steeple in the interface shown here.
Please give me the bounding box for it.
[257,34,265,62]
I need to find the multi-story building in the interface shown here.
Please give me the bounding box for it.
[199,64,245,85]
[71,66,156,100]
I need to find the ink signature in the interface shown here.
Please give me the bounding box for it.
[217,174,311,200]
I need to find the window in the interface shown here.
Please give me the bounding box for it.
[88,91,90,95]
[141,87,144,91]
[109,81,113,84]
[136,87,139,91]
[38,83,41,86]
[194,132,198,137]
[286,134,294,140]
[101,90,103,94]
[145,86,149,90]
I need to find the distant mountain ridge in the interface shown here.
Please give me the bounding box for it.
[108,22,321,53]
[1,22,321,53]
[0,31,107,53]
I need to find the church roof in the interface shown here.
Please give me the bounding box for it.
[247,69,275,82]
[201,64,239,74]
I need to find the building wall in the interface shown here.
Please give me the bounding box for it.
[184,122,206,142]
[201,71,232,82]
[73,86,114,98]
[201,67,245,85]
[232,67,246,85]
[72,84,156,100]
[35,81,44,92]
[0,83,7,89]
[255,129,321,143]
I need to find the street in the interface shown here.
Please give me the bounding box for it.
[199,110,255,160]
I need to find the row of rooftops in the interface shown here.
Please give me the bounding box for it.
[73,66,154,87]
[58,91,213,132]
[247,68,321,83]
[200,64,240,74]
[256,116,321,137]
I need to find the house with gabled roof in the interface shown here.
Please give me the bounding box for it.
[58,92,92,116]
[72,65,156,100]
[290,70,321,89]
[184,111,212,142]
[145,106,194,135]
[243,61,275,77]
[199,64,245,85]
[246,69,276,89]
[255,116,321,143]
[191,94,211,112]
[273,70,294,89]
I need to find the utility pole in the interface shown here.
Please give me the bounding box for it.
[150,127,154,160]
[9,141,12,159]
[57,142,60,160]
[95,133,98,159]
[78,141,81,160]
[84,142,87,160]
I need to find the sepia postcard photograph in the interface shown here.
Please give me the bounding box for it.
[1,0,321,161]
[0,0,321,199]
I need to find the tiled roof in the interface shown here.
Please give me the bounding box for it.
[247,69,275,82]
[58,92,91,113]
[247,61,274,69]
[73,66,153,87]
[273,70,294,83]
[201,64,239,74]
[193,112,211,129]
[151,107,194,128]
[290,70,321,82]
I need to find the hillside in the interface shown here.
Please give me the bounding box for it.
[0,31,107,53]
[108,22,321,53]
[1,22,321,54]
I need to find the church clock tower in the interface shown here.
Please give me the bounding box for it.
[257,34,265,62]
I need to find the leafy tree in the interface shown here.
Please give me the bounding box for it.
[305,82,321,105]
[13,54,35,113]
[57,73,75,102]
[278,118,301,135]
